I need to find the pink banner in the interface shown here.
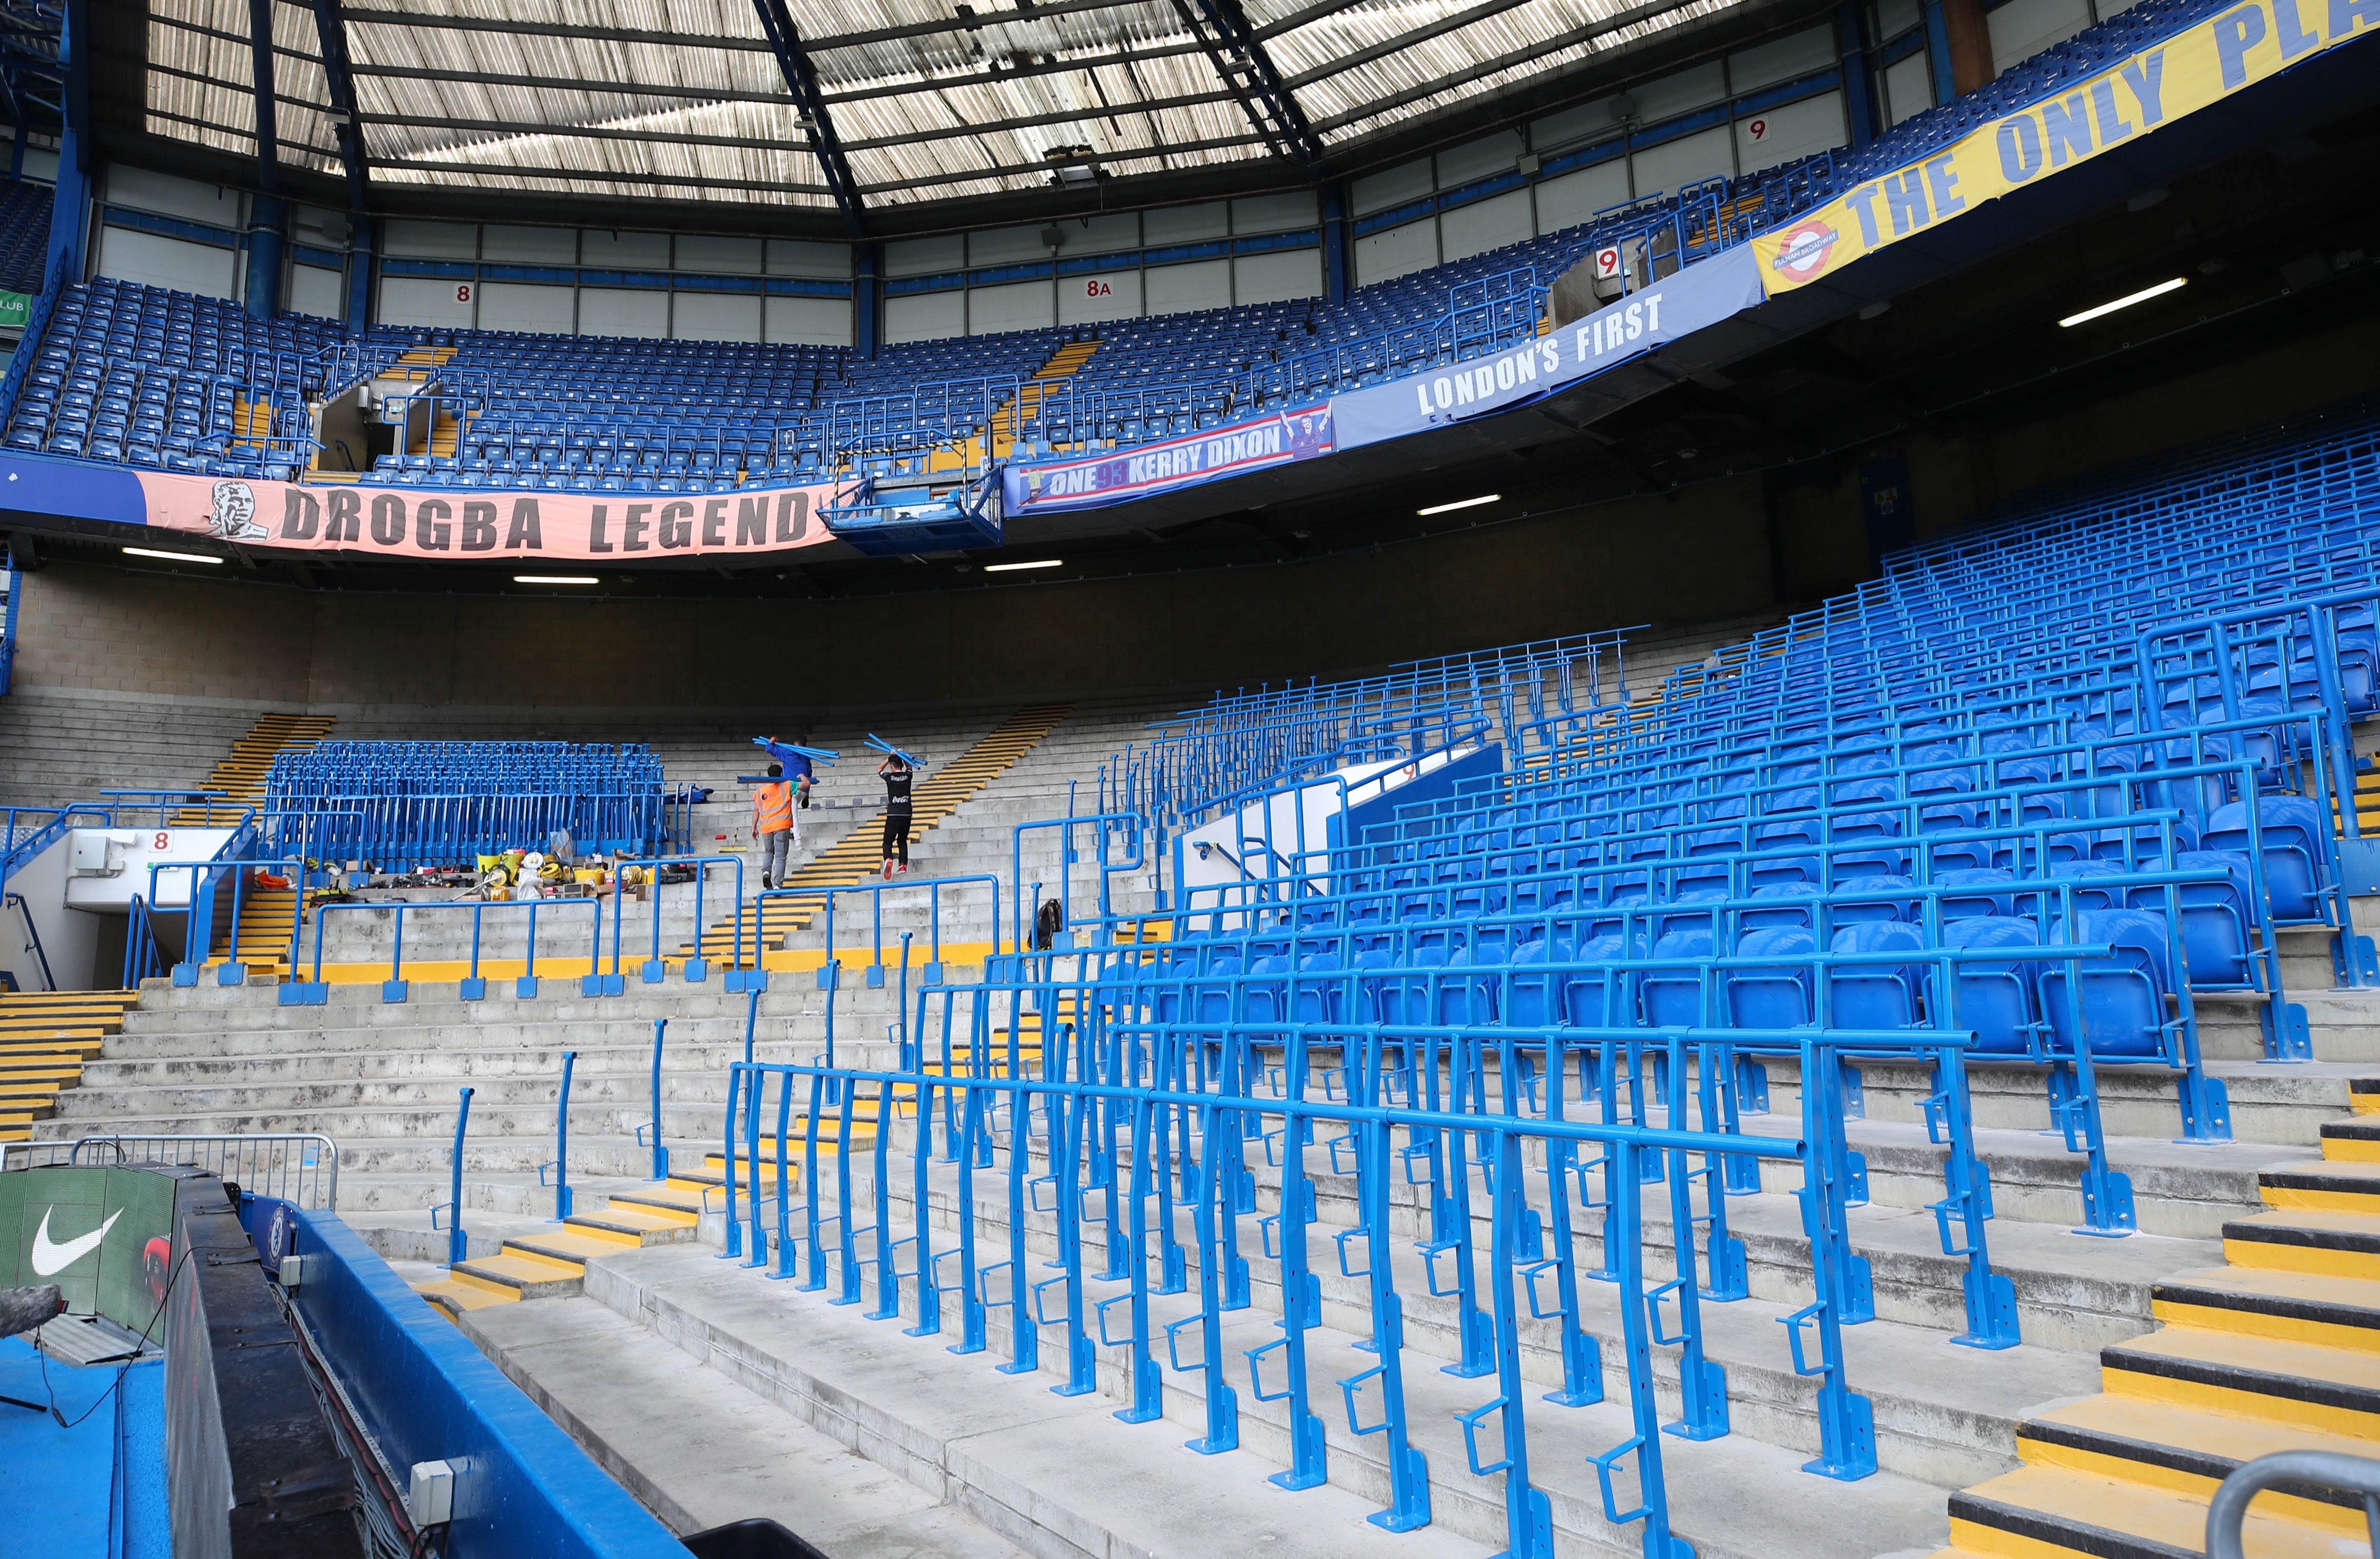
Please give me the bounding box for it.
[138,470,843,561]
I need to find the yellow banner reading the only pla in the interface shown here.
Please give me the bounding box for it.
[1753,0,2379,291]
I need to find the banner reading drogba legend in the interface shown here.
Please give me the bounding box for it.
[137,469,844,562]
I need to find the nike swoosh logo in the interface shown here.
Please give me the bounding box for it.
[30,1208,121,1276]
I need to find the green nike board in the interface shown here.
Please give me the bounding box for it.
[0,1165,180,1331]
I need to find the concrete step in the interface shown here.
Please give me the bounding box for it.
[580,1241,1955,1559]
[456,1294,1036,1558]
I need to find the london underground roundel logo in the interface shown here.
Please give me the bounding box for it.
[1771,220,1842,277]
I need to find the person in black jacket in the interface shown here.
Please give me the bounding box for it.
[879,754,915,878]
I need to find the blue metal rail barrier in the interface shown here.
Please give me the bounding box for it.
[716,999,1934,1553]
[606,853,745,987]
[146,855,312,988]
[816,873,1004,988]
[281,896,609,1005]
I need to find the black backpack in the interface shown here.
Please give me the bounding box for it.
[1033,898,1063,949]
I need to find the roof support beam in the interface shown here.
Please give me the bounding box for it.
[748,0,864,235]
[818,40,1212,105]
[835,88,1235,151]
[1179,0,1323,167]
[332,0,1151,58]
[45,0,85,286]
[370,156,833,198]
[337,7,771,53]
[245,0,285,317]
[366,132,1268,200]
[1280,0,1533,90]
[311,0,370,210]
[342,63,791,104]
[1251,0,1367,41]
[854,132,1268,194]
[807,0,1151,53]
[247,0,277,181]
[353,112,802,155]
[1306,0,1720,136]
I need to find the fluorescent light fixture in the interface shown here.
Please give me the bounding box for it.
[983,559,1063,572]
[2059,277,2186,328]
[122,545,222,564]
[514,574,600,585]
[1416,494,1500,516]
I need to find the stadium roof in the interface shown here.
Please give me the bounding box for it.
[105,0,1828,236]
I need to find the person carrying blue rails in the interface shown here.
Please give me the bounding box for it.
[879,752,915,879]
[752,763,799,890]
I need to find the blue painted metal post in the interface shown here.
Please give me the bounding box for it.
[1836,2,1877,151]
[647,1018,668,1180]
[897,930,913,1068]
[905,1055,941,1338]
[1110,1088,1163,1423]
[854,242,880,359]
[867,1070,900,1320]
[1527,1031,1602,1406]
[1048,1075,1097,1397]
[719,1066,744,1261]
[994,1076,1039,1373]
[1594,1137,1695,1558]
[1256,1024,1326,1489]
[1181,1098,1239,1454]
[46,0,89,289]
[1789,1039,1880,1481]
[1340,1031,1430,1531]
[750,1069,775,1269]
[550,1051,577,1221]
[771,1078,801,1282]
[1655,1037,1729,1440]
[1462,1127,1553,1558]
[802,1070,831,1291]
[1432,1036,1494,1378]
[343,216,374,338]
[832,1079,861,1300]
[747,1061,773,1271]
[950,1069,989,1354]
[446,1086,474,1268]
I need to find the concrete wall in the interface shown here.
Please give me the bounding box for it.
[8,479,1780,712]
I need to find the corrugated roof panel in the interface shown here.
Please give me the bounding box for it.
[136,0,1758,212]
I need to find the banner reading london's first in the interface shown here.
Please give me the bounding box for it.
[1755,0,2379,291]
[136,470,843,562]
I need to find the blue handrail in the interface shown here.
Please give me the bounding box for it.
[281,895,608,1005]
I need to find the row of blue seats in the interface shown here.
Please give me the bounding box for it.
[1141,892,2195,1067]
[3,0,2237,488]
[0,179,49,295]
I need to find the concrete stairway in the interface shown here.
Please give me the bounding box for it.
[0,690,289,810]
[25,668,2379,1554]
[680,704,1078,965]
[0,988,133,1142]
[23,900,2380,1558]
[169,710,335,822]
[437,1289,1037,1558]
[1930,1090,2380,1556]
[34,914,2344,1558]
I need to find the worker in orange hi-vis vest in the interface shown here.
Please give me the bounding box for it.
[753,763,800,890]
